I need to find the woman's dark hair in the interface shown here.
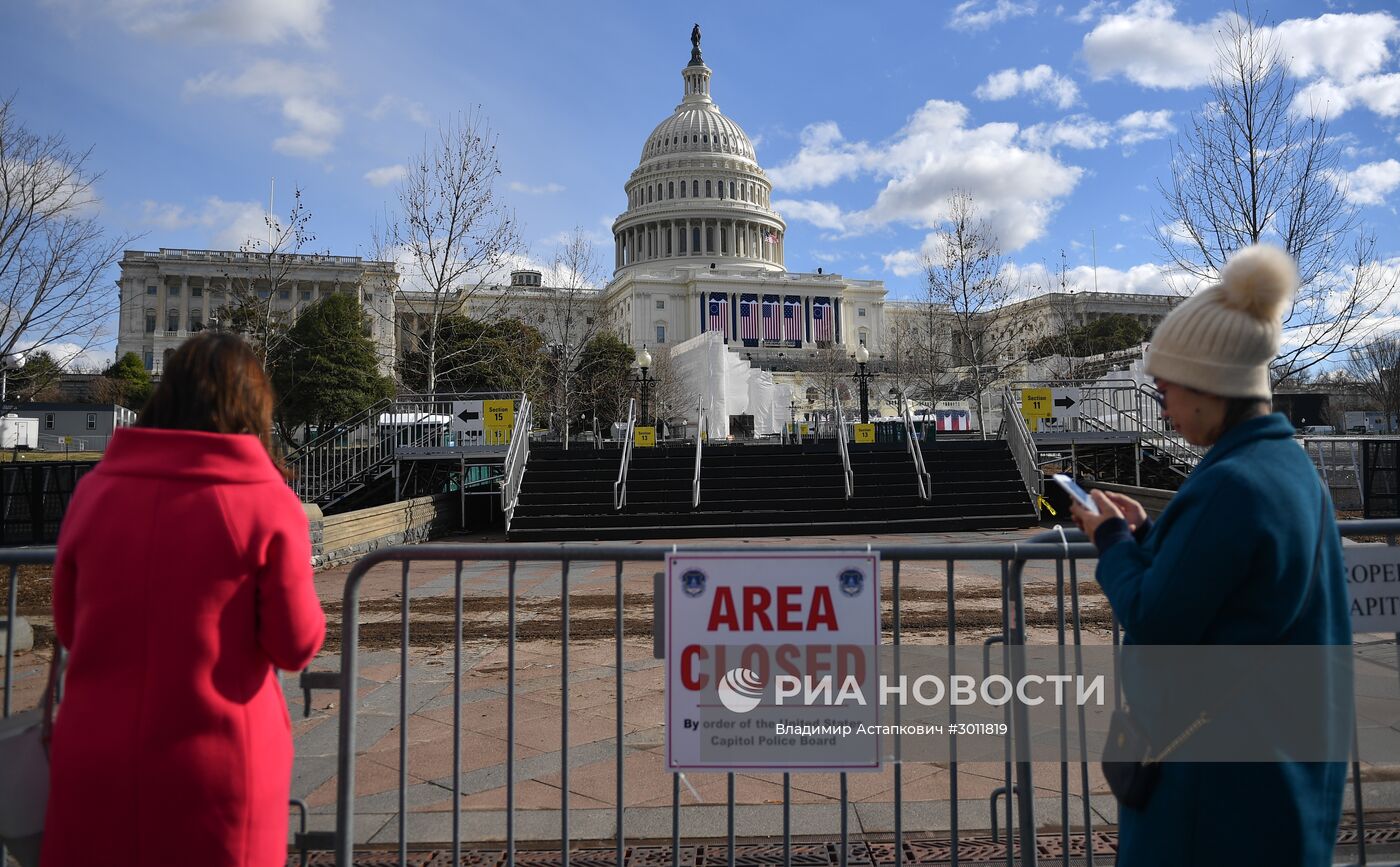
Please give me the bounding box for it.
[137,331,288,477]
[1214,396,1271,441]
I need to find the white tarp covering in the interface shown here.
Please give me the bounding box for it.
[666,331,790,438]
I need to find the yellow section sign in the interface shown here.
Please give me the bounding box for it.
[1020,388,1052,419]
[853,423,875,443]
[483,399,514,445]
[634,426,656,447]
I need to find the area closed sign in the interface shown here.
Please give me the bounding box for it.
[665,552,881,771]
[1346,545,1400,632]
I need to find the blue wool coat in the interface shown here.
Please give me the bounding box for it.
[1094,413,1352,866]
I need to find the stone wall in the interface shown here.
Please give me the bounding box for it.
[304,494,457,569]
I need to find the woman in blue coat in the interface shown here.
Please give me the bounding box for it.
[1071,245,1352,866]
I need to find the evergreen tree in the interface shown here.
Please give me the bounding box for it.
[272,294,395,438]
[102,352,154,409]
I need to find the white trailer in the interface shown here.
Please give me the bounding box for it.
[0,415,38,449]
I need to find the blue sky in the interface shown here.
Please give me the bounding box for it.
[5,0,1400,365]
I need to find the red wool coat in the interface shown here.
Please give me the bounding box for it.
[42,428,326,867]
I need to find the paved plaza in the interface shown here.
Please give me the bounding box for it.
[11,526,1400,851]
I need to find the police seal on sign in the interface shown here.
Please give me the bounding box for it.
[839,568,864,597]
[681,569,707,597]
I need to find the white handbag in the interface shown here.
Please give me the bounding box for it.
[0,647,63,867]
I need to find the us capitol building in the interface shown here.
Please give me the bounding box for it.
[115,28,1178,386]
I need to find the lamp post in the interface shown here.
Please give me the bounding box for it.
[0,354,17,413]
[636,344,652,429]
[851,344,874,423]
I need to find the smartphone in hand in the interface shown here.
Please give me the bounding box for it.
[1052,473,1100,515]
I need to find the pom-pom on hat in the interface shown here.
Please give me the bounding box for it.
[1145,245,1297,401]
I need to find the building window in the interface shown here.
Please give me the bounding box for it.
[668,182,674,199]
[169,284,179,297]
[705,180,712,197]
[86,413,96,431]
[585,317,594,325]
[191,285,203,297]
[167,309,179,331]
[146,284,156,295]
[858,307,867,317]
[42,413,54,430]
[142,351,153,370]
[680,182,686,198]
[656,324,666,343]
[258,289,270,300]
[692,180,699,197]
[279,289,290,300]
[730,181,736,198]
[656,298,665,310]
[190,308,202,331]
[145,310,156,334]
[647,187,652,203]
[300,290,311,302]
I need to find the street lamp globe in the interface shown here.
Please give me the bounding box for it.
[854,344,870,364]
[637,344,652,370]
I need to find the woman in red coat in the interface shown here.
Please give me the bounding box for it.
[42,332,326,867]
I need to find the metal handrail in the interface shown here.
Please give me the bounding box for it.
[692,398,705,508]
[902,402,932,501]
[1001,384,1041,510]
[834,394,853,499]
[613,399,637,510]
[501,395,532,530]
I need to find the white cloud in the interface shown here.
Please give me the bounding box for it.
[43,0,328,45]
[1333,159,1400,206]
[30,341,114,373]
[1115,109,1174,145]
[1018,109,1172,150]
[139,196,270,249]
[771,100,1083,257]
[975,65,1080,109]
[1273,12,1398,83]
[773,199,847,232]
[1068,0,1110,24]
[508,181,566,195]
[364,164,407,187]
[765,122,870,191]
[1000,259,1190,296]
[185,60,341,157]
[1082,1,1225,89]
[881,250,924,278]
[1294,73,1400,120]
[1020,115,1113,150]
[949,0,1038,30]
[369,94,433,127]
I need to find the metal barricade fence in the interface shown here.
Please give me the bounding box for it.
[8,526,1400,865]
[301,524,1400,867]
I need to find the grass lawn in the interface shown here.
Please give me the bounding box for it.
[0,451,102,462]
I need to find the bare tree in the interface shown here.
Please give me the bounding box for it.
[1346,334,1400,433]
[527,228,605,447]
[922,190,1028,438]
[1154,9,1394,381]
[216,185,318,366]
[645,344,689,431]
[880,313,931,414]
[1027,252,1088,382]
[0,97,134,366]
[801,345,853,433]
[378,109,522,392]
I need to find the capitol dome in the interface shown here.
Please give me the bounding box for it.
[612,29,785,276]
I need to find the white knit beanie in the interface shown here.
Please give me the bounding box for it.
[1145,245,1298,401]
